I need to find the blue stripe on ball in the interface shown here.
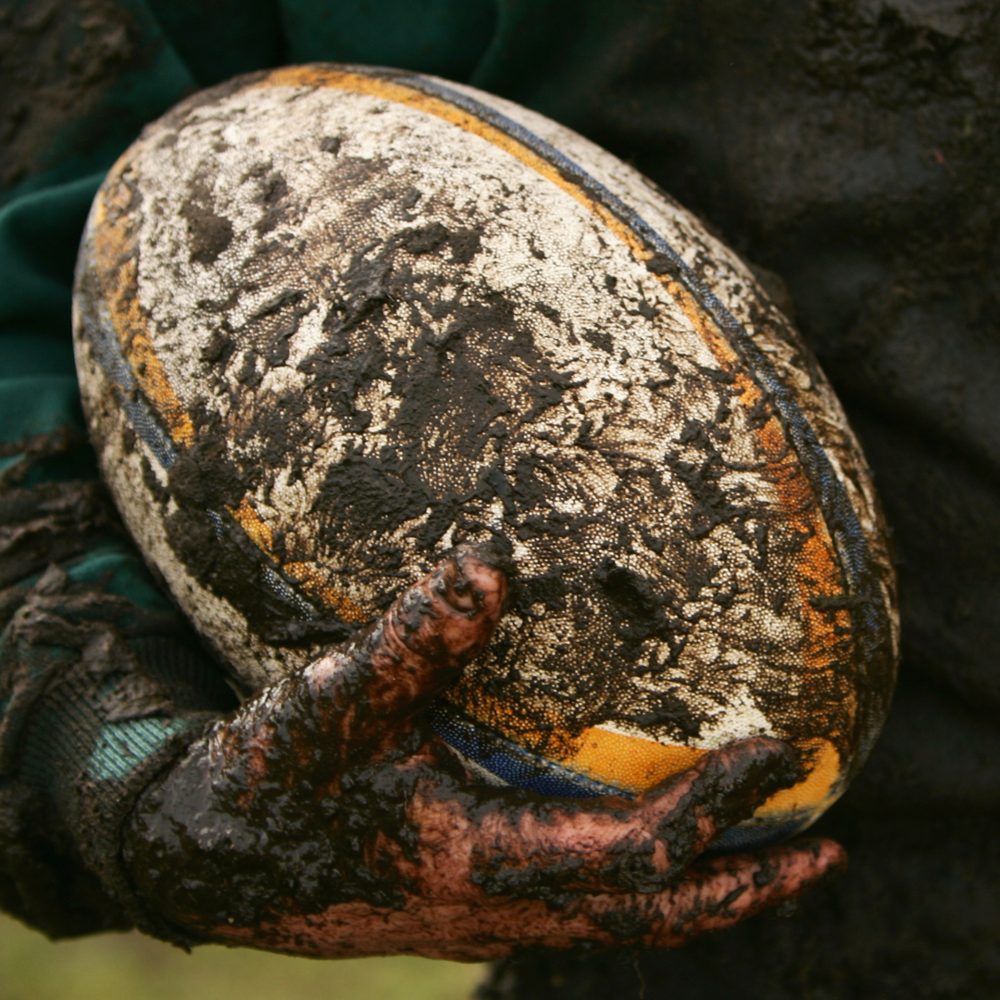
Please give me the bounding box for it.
[707,817,810,854]
[429,701,629,800]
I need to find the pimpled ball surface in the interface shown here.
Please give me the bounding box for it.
[73,65,898,848]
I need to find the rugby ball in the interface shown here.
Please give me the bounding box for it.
[73,65,899,850]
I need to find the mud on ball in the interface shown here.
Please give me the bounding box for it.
[73,64,899,850]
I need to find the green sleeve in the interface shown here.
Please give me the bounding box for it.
[0,0,254,940]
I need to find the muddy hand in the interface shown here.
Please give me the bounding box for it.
[123,544,845,960]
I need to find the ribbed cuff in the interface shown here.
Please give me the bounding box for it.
[0,564,232,942]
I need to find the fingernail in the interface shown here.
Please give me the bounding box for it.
[435,543,510,617]
[436,557,480,613]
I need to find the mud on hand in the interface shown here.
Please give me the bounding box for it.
[123,544,845,961]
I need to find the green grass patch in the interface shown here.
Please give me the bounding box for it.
[0,912,486,1000]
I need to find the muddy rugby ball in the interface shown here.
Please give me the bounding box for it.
[73,65,898,850]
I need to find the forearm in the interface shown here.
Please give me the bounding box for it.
[0,439,237,940]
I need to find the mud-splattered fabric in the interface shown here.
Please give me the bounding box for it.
[0,446,234,938]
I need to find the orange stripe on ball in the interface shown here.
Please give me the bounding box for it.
[564,726,707,796]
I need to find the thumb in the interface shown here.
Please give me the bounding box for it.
[304,542,508,736]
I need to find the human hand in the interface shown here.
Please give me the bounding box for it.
[124,544,844,961]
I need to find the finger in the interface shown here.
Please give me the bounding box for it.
[576,837,846,949]
[412,736,802,896]
[206,838,845,961]
[197,543,506,786]
[299,542,507,733]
